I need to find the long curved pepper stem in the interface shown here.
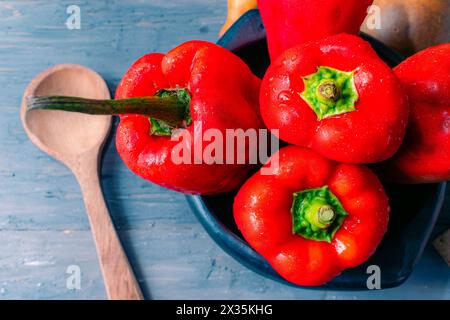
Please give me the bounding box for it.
[27,89,191,127]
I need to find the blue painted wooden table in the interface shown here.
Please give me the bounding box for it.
[0,0,449,300]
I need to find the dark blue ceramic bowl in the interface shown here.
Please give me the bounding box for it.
[187,10,447,289]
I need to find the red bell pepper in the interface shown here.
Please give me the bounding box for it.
[382,44,450,183]
[260,34,409,164]
[234,146,389,286]
[27,41,264,195]
[258,0,374,60]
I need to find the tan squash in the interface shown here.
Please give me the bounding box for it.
[220,0,258,36]
[361,0,450,56]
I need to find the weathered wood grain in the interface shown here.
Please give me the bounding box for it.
[0,0,448,299]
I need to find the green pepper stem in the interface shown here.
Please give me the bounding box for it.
[305,201,336,230]
[27,94,188,127]
[291,186,348,242]
[317,205,336,225]
[318,81,340,102]
[300,66,358,120]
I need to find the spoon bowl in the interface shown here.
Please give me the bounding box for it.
[21,64,111,160]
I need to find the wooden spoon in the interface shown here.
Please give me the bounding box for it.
[20,64,143,300]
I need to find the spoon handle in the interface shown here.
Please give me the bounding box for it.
[75,153,143,300]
